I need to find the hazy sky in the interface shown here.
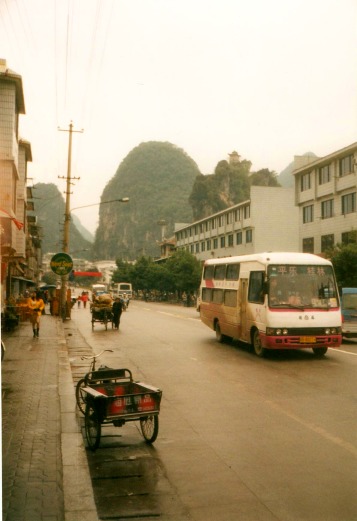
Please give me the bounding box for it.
[1,0,356,234]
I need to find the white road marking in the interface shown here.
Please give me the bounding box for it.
[331,348,357,356]
[266,399,357,458]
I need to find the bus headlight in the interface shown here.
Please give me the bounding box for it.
[266,328,289,336]
[325,328,331,335]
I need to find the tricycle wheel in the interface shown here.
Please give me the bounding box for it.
[75,378,86,415]
[140,415,159,443]
[85,403,101,451]
[92,320,94,330]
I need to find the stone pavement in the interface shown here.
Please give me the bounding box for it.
[2,313,98,521]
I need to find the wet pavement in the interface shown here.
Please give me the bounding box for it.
[64,318,191,520]
[2,311,190,521]
[2,314,97,521]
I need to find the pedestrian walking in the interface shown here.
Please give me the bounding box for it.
[77,294,82,308]
[28,291,45,337]
[81,291,89,309]
[112,297,123,329]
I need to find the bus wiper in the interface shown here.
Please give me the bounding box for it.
[270,303,305,310]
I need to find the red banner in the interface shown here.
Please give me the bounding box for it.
[73,271,102,277]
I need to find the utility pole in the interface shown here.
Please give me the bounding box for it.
[58,121,83,320]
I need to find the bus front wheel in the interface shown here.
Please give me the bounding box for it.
[252,329,266,358]
[312,347,328,357]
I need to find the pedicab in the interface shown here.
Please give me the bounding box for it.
[81,368,162,450]
[91,306,113,330]
[90,293,113,330]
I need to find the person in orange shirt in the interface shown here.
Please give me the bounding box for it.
[28,292,45,337]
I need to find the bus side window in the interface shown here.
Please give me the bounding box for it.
[214,265,226,280]
[204,265,214,279]
[226,264,240,280]
[202,288,212,302]
[248,272,265,303]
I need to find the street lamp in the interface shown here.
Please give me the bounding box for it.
[70,198,129,213]
[60,197,129,320]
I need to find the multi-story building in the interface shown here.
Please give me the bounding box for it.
[175,186,299,261]
[0,59,39,303]
[293,142,357,255]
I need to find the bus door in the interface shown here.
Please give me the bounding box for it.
[239,279,249,342]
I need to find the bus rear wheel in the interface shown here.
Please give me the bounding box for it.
[215,322,225,343]
[252,329,266,358]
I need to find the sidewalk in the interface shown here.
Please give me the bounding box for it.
[2,313,98,521]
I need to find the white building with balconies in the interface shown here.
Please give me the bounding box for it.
[175,185,299,261]
[293,142,357,255]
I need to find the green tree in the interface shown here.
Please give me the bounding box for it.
[165,250,202,294]
[328,243,357,287]
[112,258,133,283]
[249,168,281,187]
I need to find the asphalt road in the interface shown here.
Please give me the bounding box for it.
[69,299,357,521]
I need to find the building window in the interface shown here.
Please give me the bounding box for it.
[212,218,217,229]
[319,165,331,184]
[301,173,311,191]
[195,243,199,253]
[194,225,198,235]
[246,229,252,243]
[218,215,224,227]
[199,223,204,233]
[226,213,232,224]
[228,234,233,247]
[235,209,241,221]
[201,242,205,252]
[213,238,218,249]
[342,192,356,215]
[342,231,357,245]
[303,237,314,253]
[236,232,242,245]
[205,221,210,231]
[244,205,250,219]
[206,239,211,250]
[321,234,334,253]
[303,205,314,223]
[189,228,192,237]
[220,236,225,248]
[339,155,354,177]
[190,244,194,253]
[321,199,333,219]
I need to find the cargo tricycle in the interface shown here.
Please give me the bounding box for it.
[81,368,162,450]
[90,306,113,330]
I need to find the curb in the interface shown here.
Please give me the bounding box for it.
[57,319,99,521]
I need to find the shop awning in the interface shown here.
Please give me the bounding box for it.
[11,276,36,285]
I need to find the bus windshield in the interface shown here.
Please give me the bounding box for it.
[268,264,339,309]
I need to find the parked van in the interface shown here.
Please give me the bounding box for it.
[340,288,357,338]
